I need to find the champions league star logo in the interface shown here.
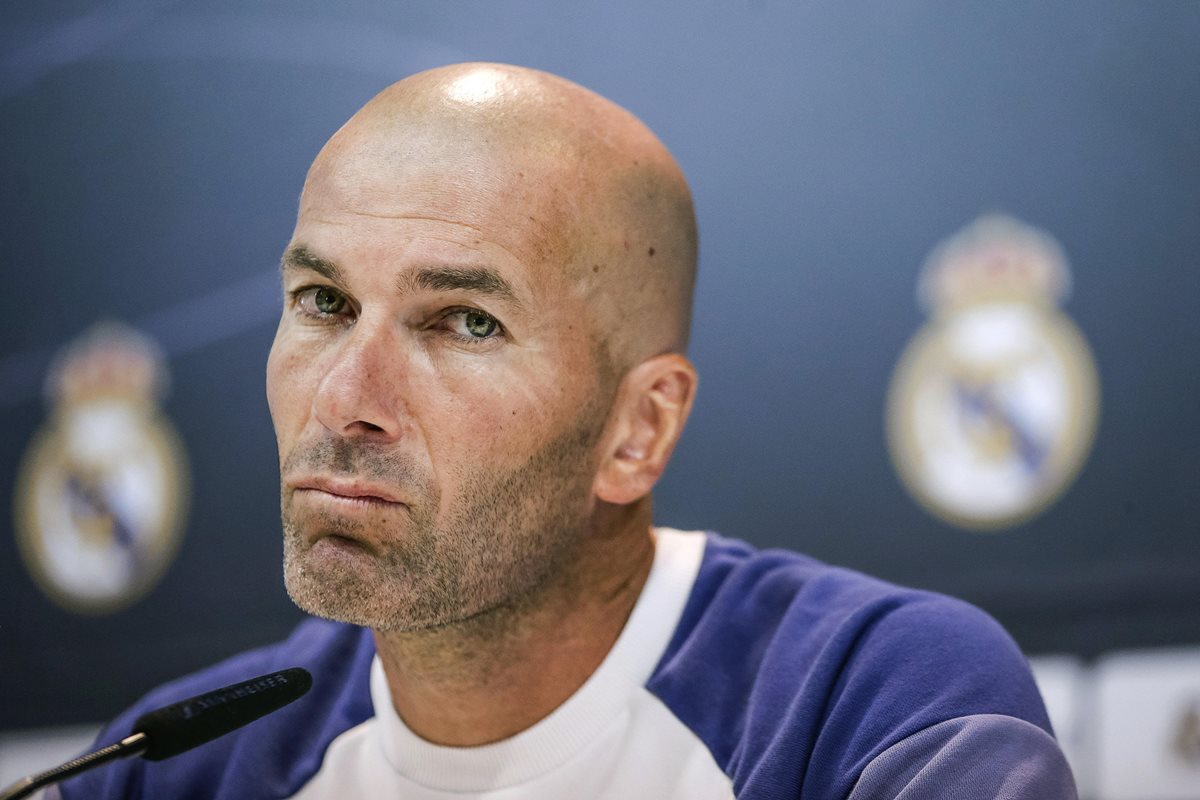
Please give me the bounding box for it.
[14,322,189,613]
[886,215,1100,531]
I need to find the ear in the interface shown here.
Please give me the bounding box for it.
[594,353,697,505]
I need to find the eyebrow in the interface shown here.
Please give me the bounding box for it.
[401,266,522,308]
[280,244,345,284]
[281,244,526,311]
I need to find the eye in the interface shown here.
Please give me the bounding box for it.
[293,286,351,318]
[313,287,345,315]
[463,310,499,338]
[443,308,503,342]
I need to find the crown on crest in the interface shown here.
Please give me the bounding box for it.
[45,321,168,408]
[917,214,1071,312]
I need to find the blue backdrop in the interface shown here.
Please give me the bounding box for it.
[2,0,1198,727]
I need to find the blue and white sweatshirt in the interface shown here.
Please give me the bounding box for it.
[57,529,1077,799]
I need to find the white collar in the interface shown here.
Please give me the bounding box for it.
[368,527,707,792]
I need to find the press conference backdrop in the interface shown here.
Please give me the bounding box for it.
[2,2,1198,796]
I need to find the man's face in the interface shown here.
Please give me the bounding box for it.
[266,142,612,632]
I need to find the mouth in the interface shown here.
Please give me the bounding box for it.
[289,476,407,508]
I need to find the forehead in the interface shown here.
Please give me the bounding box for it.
[297,128,580,276]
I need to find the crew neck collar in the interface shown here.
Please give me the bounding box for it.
[368,527,706,792]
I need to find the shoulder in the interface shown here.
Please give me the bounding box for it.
[649,532,1061,799]
[661,532,1036,699]
[58,619,376,800]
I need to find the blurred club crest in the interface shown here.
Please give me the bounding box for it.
[886,215,1099,530]
[15,322,189,613]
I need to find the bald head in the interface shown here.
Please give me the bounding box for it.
[303,63,697,371]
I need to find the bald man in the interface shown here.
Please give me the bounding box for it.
[56,64,1076,800]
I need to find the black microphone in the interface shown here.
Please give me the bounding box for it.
[0,667,312,800]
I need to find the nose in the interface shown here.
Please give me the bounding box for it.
[312,320,408,441]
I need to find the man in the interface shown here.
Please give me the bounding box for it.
[58,63,1076,799]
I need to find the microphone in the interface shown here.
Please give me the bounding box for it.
[0,667,312,800]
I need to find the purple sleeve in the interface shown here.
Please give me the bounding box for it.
[848,714,1078,799]
[650,536,1070,799]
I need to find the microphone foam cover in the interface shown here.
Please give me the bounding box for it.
[131,667,312,761]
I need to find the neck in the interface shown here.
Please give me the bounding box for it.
[372,500,656,747]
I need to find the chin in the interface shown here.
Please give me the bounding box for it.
[283,548,451,632]
[284,543,382,624]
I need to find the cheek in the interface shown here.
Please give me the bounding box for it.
[420,366,544,473]
[266,335,315,440]
[439,350,599,458]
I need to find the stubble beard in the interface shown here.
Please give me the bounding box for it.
[281,409,605,634]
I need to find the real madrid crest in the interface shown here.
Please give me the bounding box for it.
[14,322,189,613]
[886,215,1100,530]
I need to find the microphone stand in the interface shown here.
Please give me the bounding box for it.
[0,733,148,800]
